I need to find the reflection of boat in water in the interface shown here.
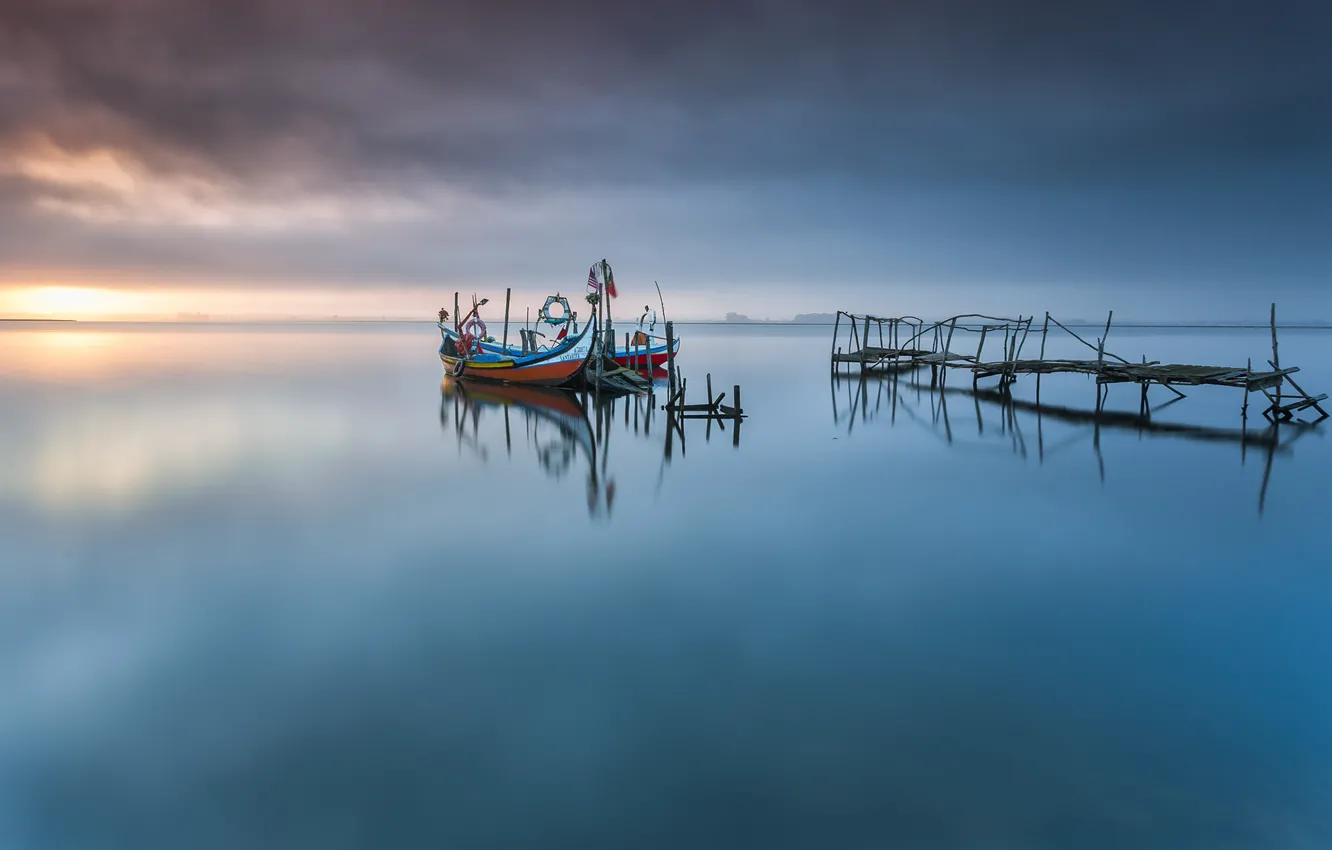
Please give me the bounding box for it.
[442,380,594,479]
[441,377,690,519]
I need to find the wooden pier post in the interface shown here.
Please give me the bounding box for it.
[1270,303,1281,418]
[1037,312,1050,405]
[860,315,871,370]
[454,292,460,331]
[733,385,742,447]
[942,318,958,387]
[665,321,677,399]
[831,311,842,374]
[502,287,512,351]
[1243,357,1252,420]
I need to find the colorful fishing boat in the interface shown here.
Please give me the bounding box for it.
[439,295,594,386]
[455,292,678,373]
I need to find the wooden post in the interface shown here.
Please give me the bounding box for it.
[831,311,842,373]
[502,287,511,351]
[666,321,676,399]
[1102,310,1114,349]
[942,318,957,386]
[1243,357,1251,420]
[706,373,714,412]
[732,385,742,447]
[860,315,871,370]
[1242,356,1251,459]
[1270,302,1281,418]
[1037,312,1049,405]
[454,292,460,331]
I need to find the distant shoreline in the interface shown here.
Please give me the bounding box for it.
[3,317,1329,330]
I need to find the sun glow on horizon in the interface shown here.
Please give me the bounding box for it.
[0,286,163,319]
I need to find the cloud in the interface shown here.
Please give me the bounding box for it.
[0,0,1329,313]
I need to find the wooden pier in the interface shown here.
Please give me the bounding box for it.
[831,304,1327,424]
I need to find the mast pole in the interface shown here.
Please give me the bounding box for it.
[502,287,511,352]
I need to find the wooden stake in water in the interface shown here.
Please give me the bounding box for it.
[502,287,511,351]
[666,321,677,399]
[831,311,842,374]
[1270,302,1281,417]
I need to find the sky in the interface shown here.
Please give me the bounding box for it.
[1,0,1329,321]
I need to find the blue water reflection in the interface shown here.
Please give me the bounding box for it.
[1,322,1330,849]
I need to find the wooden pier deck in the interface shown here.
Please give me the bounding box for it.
[830,305,1327,423]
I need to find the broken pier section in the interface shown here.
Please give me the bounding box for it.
[830,304,1326,423]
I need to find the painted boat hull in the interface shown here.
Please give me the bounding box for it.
[439,320,593,387]
[611,339,678,369]
[470,334,679,371]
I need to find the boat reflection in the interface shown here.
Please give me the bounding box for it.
[831,370,1322,516]
[441,378,709,520]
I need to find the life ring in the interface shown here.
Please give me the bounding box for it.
[462,314,486,339]
[539,294,573,325]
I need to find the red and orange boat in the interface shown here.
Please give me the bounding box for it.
[439,297,595,387]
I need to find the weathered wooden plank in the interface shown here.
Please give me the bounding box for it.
[1276,394,1328,414]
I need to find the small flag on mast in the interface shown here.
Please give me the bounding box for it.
[605,266,618,299]
[587,264,599,292]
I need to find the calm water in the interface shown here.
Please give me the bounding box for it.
[2,321,1331,849]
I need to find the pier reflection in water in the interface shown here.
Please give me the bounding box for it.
[832,368,1322,515]
[441,374,738,519]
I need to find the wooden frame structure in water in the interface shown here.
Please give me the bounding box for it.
[830,304,1327,424]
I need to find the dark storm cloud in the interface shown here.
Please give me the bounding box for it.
[1,0,1330,310]
[6,0,1330,187]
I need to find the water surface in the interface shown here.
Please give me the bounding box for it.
[2,321,1330,849]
